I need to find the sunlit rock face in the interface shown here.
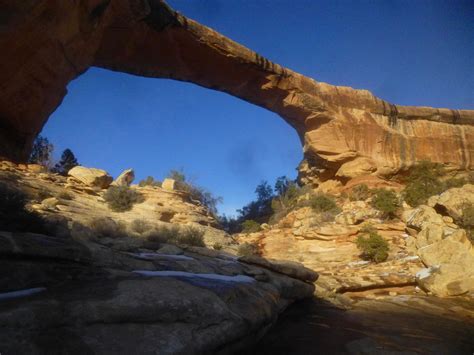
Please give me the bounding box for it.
[1,0,473,182]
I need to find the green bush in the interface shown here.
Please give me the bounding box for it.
[356,227,389,263]
[349,184,371,201]
[176,227,205,247]
[213,242,223,250]
[0,182,48,233]
[460,204,474,242]
[103,186,144,212]
[371,189,399,218]
[403,160,445,207]
[241,220,262,233]
[130,219,152,234]
[310,194,341,214]
[237,242,260,257]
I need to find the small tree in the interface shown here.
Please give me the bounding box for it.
[371,189,399,218]
[53,148,78,175]
[28,135,54,168]
[241,220,261,233]
[356,225,389,263]
[403,160,444,207]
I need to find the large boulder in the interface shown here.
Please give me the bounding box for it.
[111,168,135,187]
[68,166,113,189]
[432,184,474,221]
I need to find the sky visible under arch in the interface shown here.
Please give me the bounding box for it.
[43,0,474,216]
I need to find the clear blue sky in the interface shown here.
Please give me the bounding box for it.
[43,0,473,216]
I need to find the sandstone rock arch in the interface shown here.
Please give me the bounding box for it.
[1,0,473,184]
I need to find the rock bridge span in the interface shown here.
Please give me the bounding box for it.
[1,0,473,183]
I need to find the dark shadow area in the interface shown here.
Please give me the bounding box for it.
[249,296,474,354]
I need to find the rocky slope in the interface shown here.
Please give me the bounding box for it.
[237,183,474,301]
[1,0,473,183]
[0,161,317,353]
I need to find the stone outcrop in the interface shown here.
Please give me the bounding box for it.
[0,0,472,184]
[68,166,113,189]
[111,168,135,186]
[0,160,224,246]
[0,231,314,354]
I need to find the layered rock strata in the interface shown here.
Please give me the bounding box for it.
[0,0,472,183]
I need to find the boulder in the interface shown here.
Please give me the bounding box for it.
[336,157,377,179]
[112,168,135,187]
[68,166,113,189]
[162,178,176,191]
[404,205,445,231]
[433,184,474,221]
[416,265,474,296]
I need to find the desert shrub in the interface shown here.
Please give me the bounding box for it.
[56,191,73,200]
[130,219,152,234]
[460,203,474,242]
[176,227,205,247]
[138,176,161,187]
[0,182,48,233]
[103,186,144,212]
[213,242,223,250]
[403,160,445,207]
[371,188,399,218]
[241,220,261,233]
[146,225,180,244]
[88,217,127,238]
[167,169,222,216]
[349,184,371,201]
[443,177,467,189]
[310,194,340,214]
[237,242,260,257]
[356,227,389,263]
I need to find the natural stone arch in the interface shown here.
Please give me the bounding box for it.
[1,0,473,184]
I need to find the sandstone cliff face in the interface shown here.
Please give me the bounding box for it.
[1,0,473,183]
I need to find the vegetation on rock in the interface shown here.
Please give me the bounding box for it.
[371,188,399,218]
[138,176,161,187]
[145,224,205,247]
[176,227,206,247]
[356,225,389,263]
[28,135,54,168]
[167,169,222,216]
[52,148,78,175]
[460,203,474,242]
[88,217,128,238]
[241,220,262,233]
[349,184,371,201]
[103,186,144,212]
[130,219,152,234]
[403,161,445,207]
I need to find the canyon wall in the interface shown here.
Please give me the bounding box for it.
[1,0,473,183]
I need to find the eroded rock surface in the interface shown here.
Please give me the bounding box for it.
[0,0,472,184]
[0,231,314,354]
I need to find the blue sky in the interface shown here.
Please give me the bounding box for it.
[43,0,473,216]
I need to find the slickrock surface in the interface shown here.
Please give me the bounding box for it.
[0,0,472,183]
[0,160,228,247]
[0,231,314,354]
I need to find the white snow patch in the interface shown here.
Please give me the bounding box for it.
[133,270,255,283]
[133,253,194,261]
[0,287,46,301]
[347,260,370,267]
[416,267,437,280]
